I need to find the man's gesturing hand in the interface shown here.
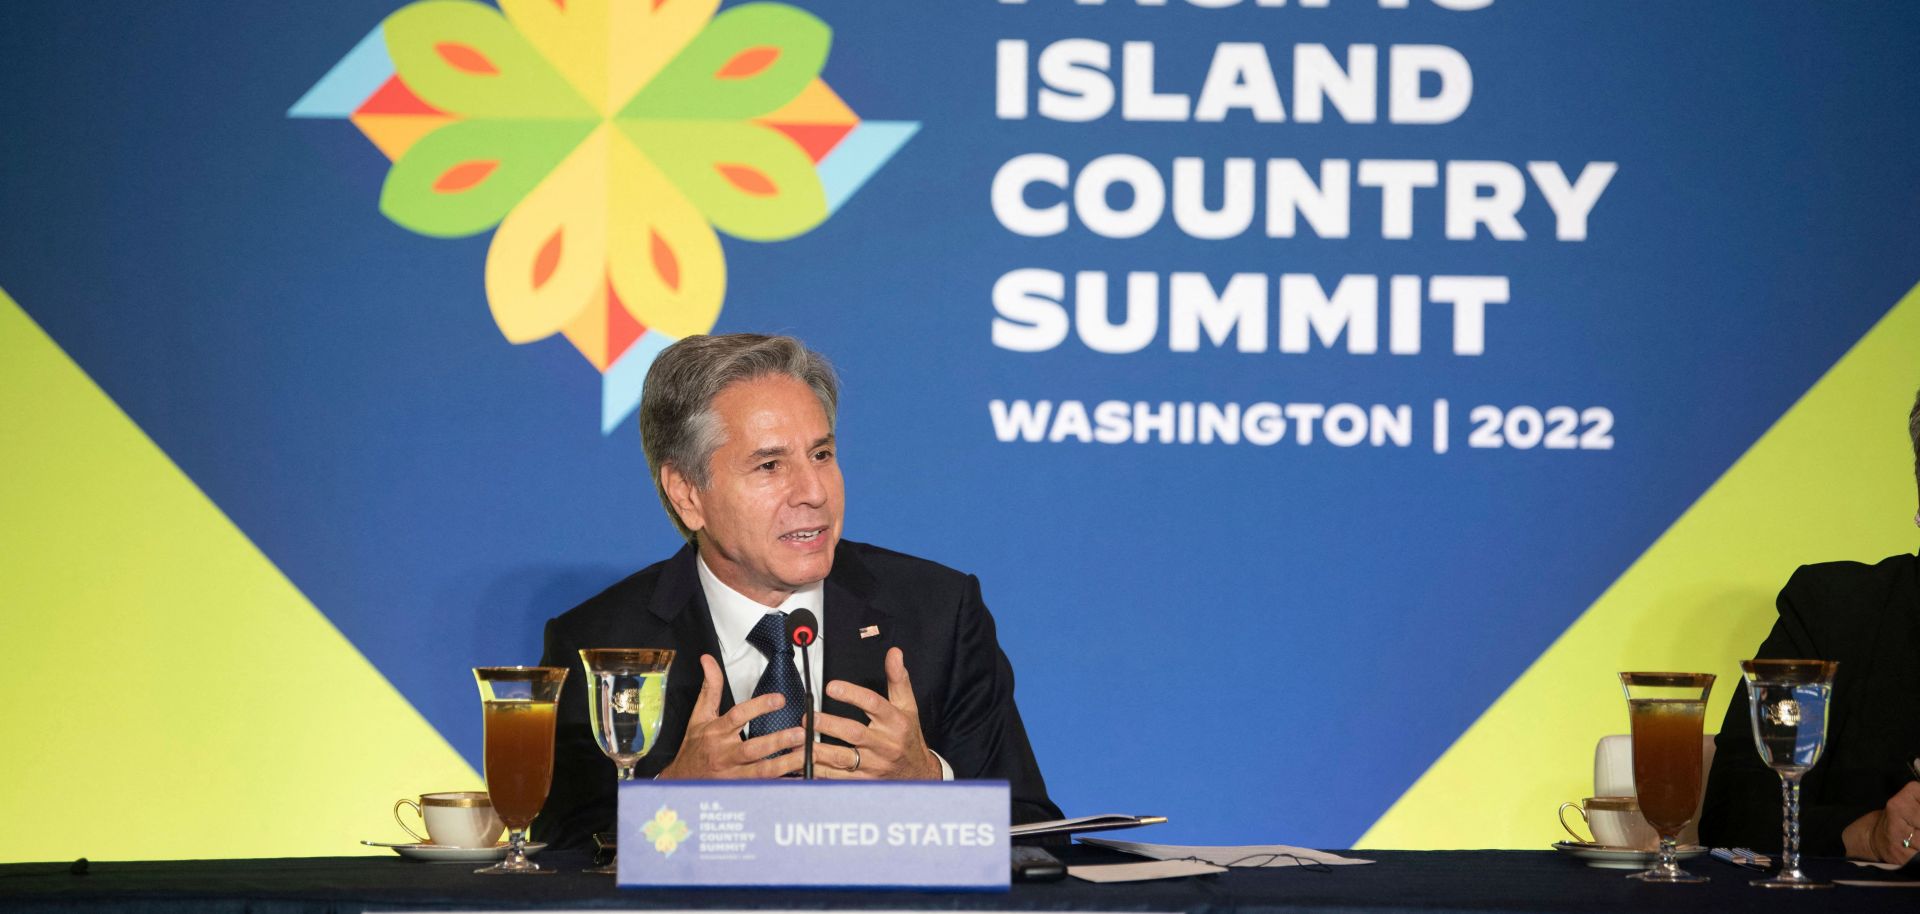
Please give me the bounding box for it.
[657,654,806,780]
[813,647,942,780]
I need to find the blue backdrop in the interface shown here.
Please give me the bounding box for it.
[4,0,1918,846]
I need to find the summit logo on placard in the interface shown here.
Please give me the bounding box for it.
[644,805,691,856]
[292,1,916,432]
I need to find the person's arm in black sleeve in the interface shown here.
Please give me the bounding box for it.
[934,575,1063,826]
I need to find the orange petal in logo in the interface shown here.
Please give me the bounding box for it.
[533,229,565,290]
[716,47,780,80]
[434,42,501,76]
[715,163,777,197]
[432,160,501,193]
[649,229,681,293]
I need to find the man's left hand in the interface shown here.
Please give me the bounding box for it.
[1846,782,1920,863]
[813,647,942,780]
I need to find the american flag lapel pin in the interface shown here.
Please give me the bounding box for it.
[858,625,880,639]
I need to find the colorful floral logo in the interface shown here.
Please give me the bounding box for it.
[292,1,915,431]
[642,805,691,856]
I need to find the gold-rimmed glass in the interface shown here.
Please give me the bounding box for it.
[1742,659,1838,889]
[579,648,675,875]
[1619,672,1714,884]
[473,666,568,875]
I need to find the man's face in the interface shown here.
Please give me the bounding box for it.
[671,374,844,606]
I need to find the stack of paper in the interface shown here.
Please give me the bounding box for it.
[1009,814,1167,839]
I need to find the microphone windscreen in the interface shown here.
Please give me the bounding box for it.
[787,609,819,647]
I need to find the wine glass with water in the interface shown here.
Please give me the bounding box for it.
[579,648,675,875]
[1741,659,1838,889]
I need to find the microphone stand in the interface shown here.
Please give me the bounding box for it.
[797,645,816,780]
[787,610,821,781]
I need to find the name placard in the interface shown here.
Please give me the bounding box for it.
[616,780,1010,890]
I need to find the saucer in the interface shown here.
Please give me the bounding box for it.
[361,840,547,863]
[1551,841,1705,870]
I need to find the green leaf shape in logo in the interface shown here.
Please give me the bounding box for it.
[381,119,597,238]
[620,3,830,121]
[617,120,826,242]
[384,0,595,119]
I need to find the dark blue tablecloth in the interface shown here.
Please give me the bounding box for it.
[1,846,1912,913]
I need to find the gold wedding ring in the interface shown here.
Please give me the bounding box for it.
[848,747,862,772]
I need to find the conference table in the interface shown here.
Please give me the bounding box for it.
[4,845,1915,914]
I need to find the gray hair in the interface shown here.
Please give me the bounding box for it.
[640,334,840,541]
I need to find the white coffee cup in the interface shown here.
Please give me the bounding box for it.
[394,791,505,848]
[1558,795,1659,851]
[1594,734,1636,797]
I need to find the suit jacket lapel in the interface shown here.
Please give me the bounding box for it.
[649,544,734,726]
[822,544,893,729]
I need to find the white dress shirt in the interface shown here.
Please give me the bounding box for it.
[693,554,953,779]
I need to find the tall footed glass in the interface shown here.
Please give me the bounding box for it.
[1742,659,1839,889]
[579,648,675,875]
[473,666,568,874]
[1619,672,1715,883]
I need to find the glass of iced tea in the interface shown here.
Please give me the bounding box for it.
[1618,671,1715,883]
[473,666,569,875]
[1741,659,1838,889]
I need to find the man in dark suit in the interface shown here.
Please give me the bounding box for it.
[534,334,1060,851]
[1700,389,1920,862]
[1698,554,1920,860]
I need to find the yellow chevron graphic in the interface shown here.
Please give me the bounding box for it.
[1360,283,1920,849]
[0,288,481,862]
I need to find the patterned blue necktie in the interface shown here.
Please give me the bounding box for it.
[746,611,806,740]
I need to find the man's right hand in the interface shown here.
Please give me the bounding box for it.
[657,654,806,780]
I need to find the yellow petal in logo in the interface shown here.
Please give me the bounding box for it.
[484,127,616,343]
[606,133,725,339]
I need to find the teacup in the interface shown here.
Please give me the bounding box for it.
[1558,795,1658,851]
[394,791,505,848]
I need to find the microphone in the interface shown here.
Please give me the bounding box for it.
[787,609,818,649]
[787,609,819,780]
